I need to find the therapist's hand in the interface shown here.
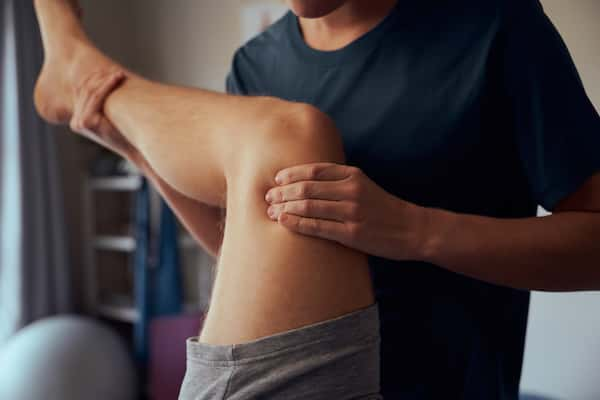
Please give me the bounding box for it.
[69,69,141,164]
[265,162,427,260]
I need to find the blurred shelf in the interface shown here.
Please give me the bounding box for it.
[89,175,142,191]
[180,234,197,249]
[97,295,202,324]
[94,235,197,253]
[94,235,136,252]
[97,295,139,323]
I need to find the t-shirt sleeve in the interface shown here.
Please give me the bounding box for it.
[225,49,248,95]
[502,0,600,211]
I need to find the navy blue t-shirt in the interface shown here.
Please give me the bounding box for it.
[226,0,600,398]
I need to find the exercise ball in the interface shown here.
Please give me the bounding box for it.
[0,315,137,400]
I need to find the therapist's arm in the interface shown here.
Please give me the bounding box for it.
[420,172,600,291]
[266,162,600,291]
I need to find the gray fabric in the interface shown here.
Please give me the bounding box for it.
[0,0,70,344]
[179,303,382,400]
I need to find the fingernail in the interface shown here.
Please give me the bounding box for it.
[265,192,272,203]
[275,175,283,185]
[267,206,275,219]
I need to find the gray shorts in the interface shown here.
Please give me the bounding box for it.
[178,303,382,400]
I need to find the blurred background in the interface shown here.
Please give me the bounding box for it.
[0,0,599,399]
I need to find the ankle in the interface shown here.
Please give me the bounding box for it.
[35,0,88,45]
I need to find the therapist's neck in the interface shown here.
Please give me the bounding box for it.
[298,0,397,51]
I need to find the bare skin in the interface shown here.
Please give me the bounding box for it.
[33,0,374,344]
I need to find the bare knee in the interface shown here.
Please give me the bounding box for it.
[241,99,345,174]
[225,99,345,215]
[272,102,345,164]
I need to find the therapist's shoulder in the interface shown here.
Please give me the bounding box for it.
[232,11,292,67]
[454,0,541,21]
[227,11,292,94]
[499,0,545,23]
[429,0,505,30]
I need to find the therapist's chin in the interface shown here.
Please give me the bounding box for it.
[286,0,347,18]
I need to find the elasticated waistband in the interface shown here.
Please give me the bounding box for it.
[186,303,380,364]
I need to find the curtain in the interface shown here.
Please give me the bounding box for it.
[133,180,183,367]
[133,179,150,364]
[152,201,182,318]
[0,0,71,344]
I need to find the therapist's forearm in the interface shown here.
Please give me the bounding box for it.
[419,208,600,291]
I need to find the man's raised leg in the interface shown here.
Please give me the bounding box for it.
[33,0,375,345]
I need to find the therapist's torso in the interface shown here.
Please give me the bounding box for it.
[226,0,600,397]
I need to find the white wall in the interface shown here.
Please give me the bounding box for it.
[521,1,600,399]
[82,0,281,91]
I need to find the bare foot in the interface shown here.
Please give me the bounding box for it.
[33,0,121,125]
[34,43,121,124]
